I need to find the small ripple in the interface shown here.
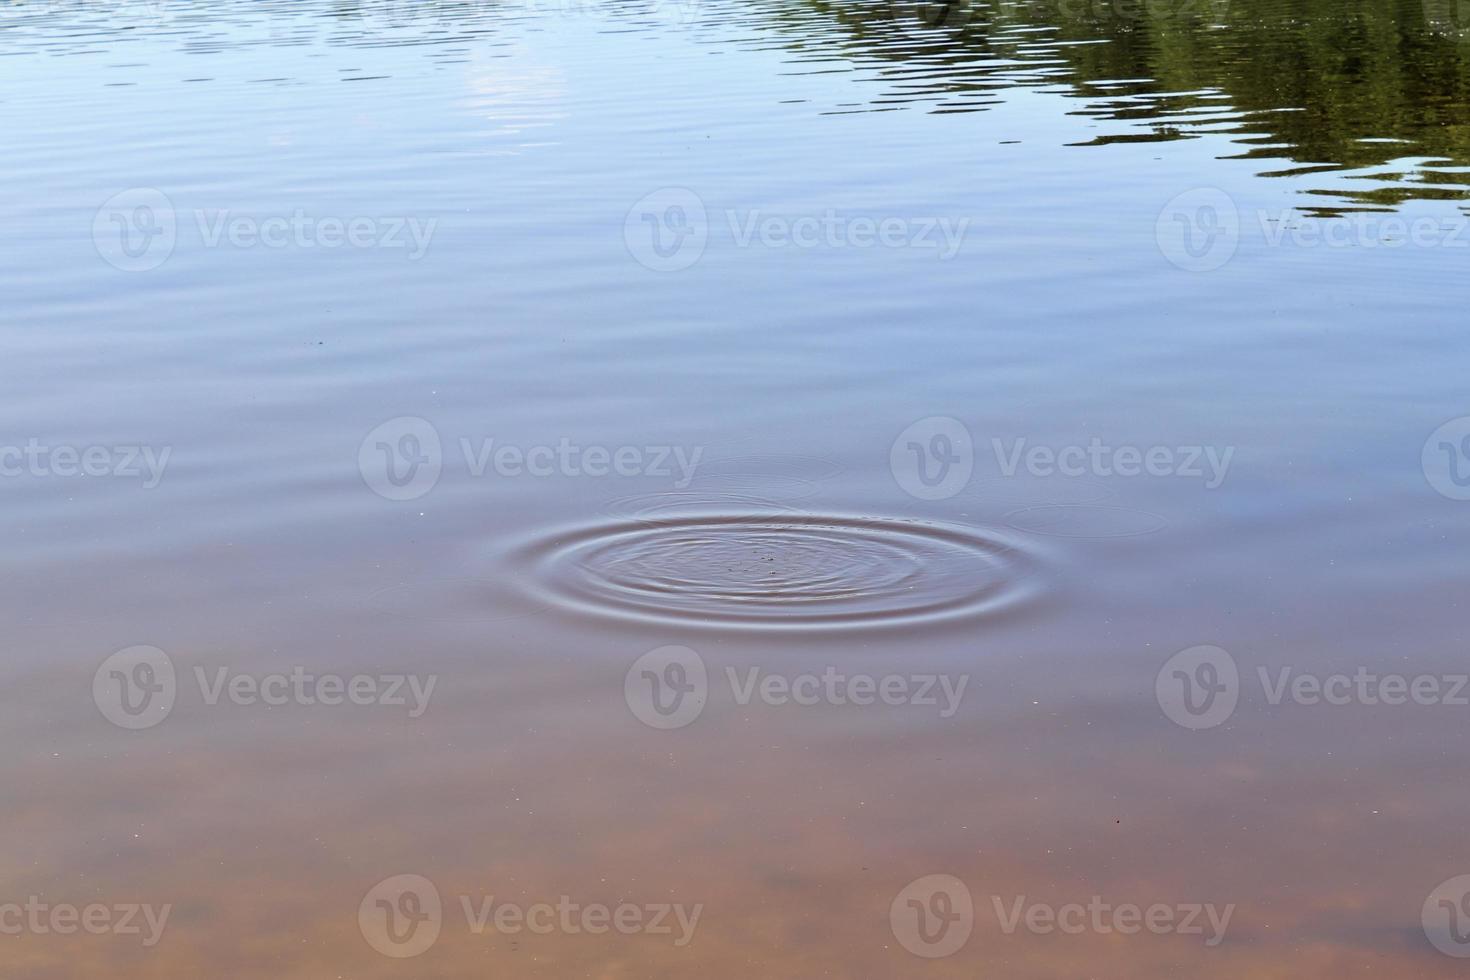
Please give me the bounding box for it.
[504,512,1043,631]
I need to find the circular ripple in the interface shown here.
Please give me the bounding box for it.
[508,513,1040,631]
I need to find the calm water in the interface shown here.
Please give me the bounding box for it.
[4,0,1470,974]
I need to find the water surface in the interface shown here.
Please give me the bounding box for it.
[3,0,1470,975]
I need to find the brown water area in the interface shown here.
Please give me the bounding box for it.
[3,0,1470,975]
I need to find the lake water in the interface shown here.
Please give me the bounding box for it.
[4,0,1470,974]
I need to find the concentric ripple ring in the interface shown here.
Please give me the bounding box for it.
[506,513,1041,631]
